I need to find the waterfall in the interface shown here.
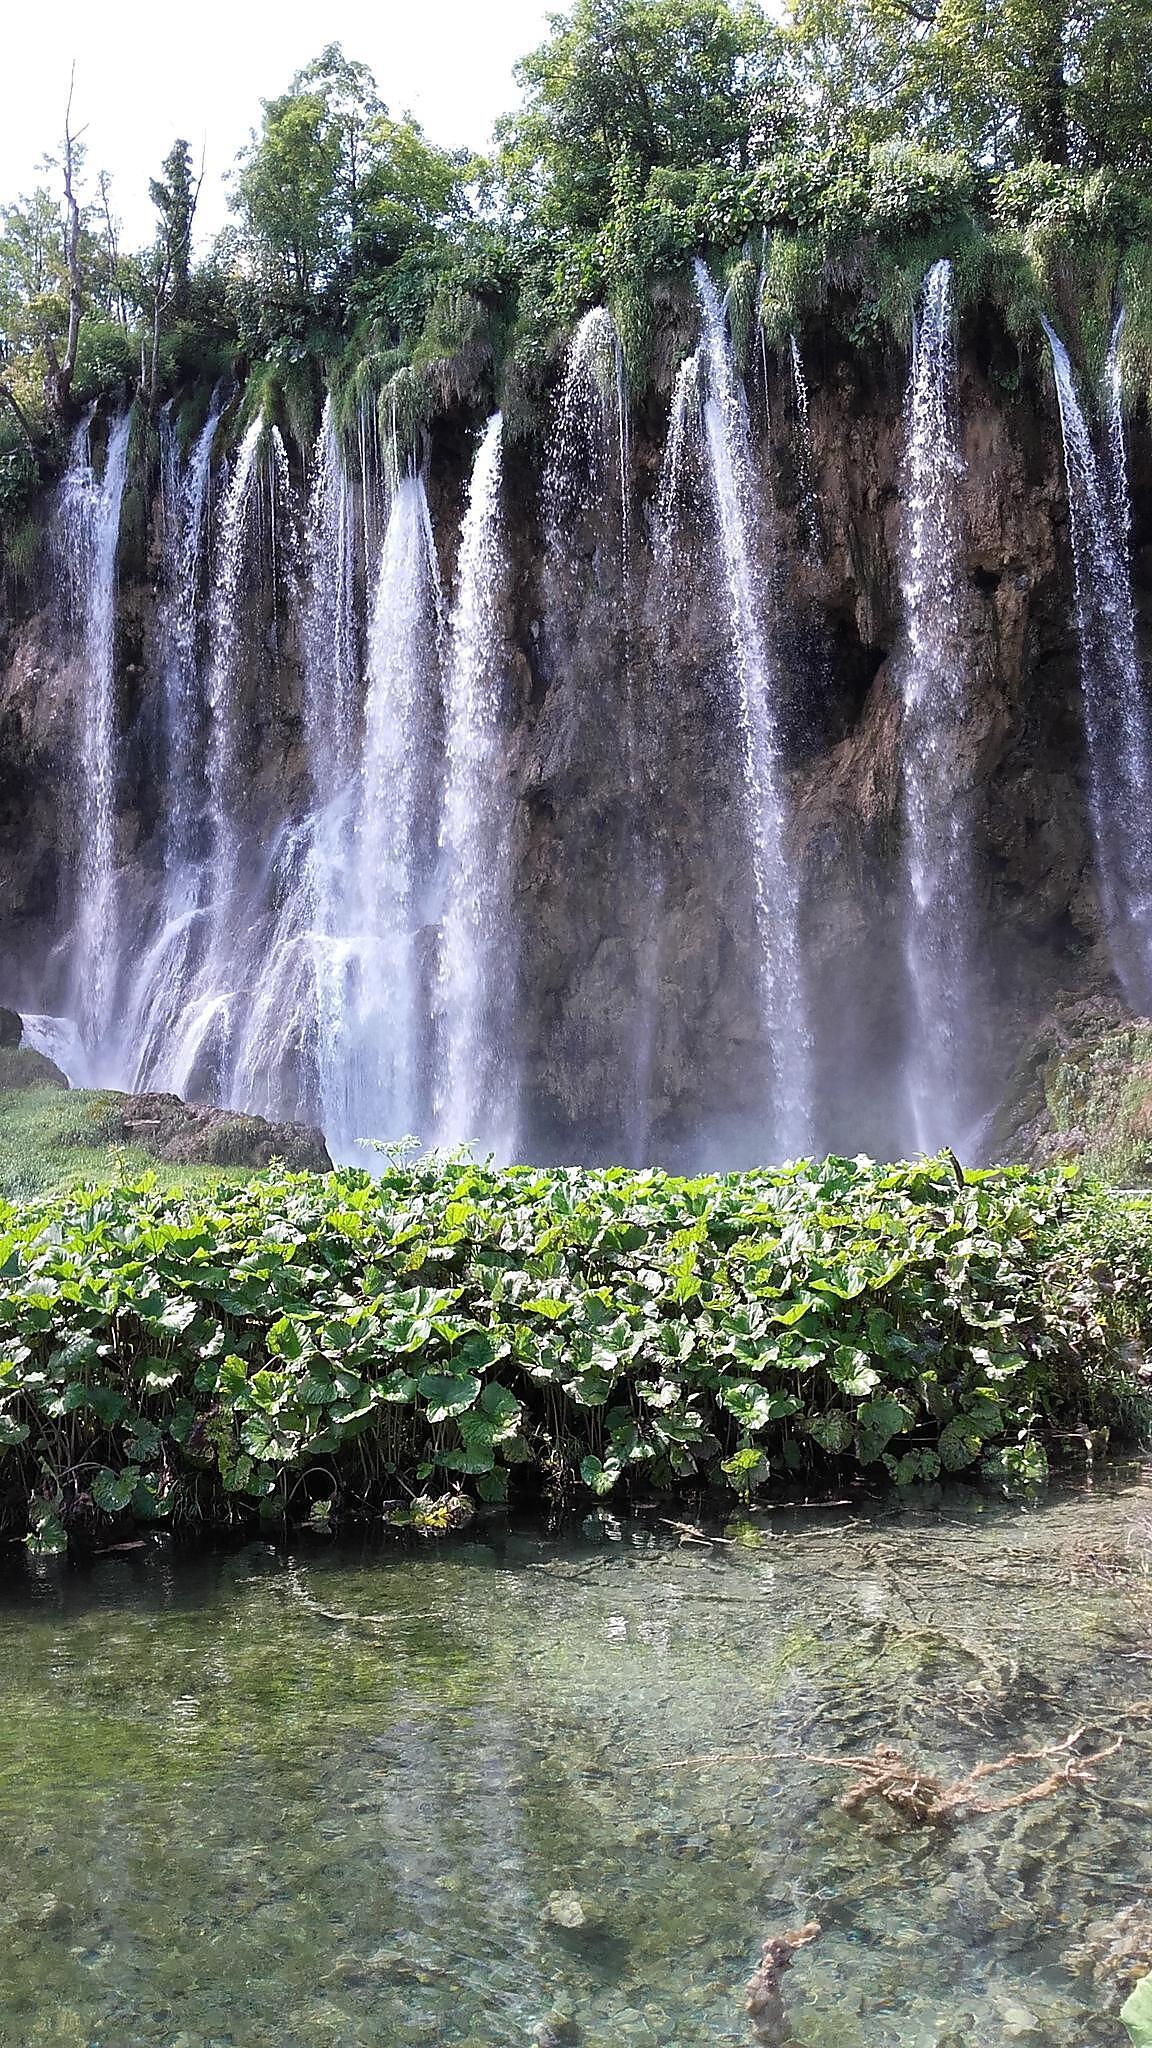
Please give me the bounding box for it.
[291,396,365,1136]
[150,413,297,1103]
[204,415,263,929]
[55,410,132,1063]
[899,259,978,1152]
[302,396,361,790]
[545,307,629,571]
[118,396,221,1088]
[434,414,518,1156]
[162,396,221,874]
[1043,313,1152,1010]
[336,470,441,1152]
[693,259,812,1157]
[789,336,822,565]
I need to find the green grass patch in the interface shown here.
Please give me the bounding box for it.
[0,1083,250,1204]
[0,1153,1149,1550]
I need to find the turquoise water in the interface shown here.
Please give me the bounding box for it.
[0,1470,1149,2048]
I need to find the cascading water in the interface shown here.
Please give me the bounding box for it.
[545,307,630,572]
[54,409,132,1065]
[347,472,442,1148]
[789,335,822,565]
[204,415,264,933]
[540,305,656,1160]
[149,415,296,1104]
[692,259,812,1156]
[898,258,978,1152]
[434,414,518,1156]
[162,396,221,874]
[288,396,367,1135]
[117,397,222,1090]
[1043,313,1152,1011]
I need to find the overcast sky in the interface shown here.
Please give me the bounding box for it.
[1,0,556,248]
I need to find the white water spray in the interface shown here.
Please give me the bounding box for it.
[693,259,812,1156]
[434,414,518,1156]
[899,259,978,1152]
[1044,313,1152,1010]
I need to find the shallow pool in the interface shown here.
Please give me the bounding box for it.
[0,1469,1149,2048]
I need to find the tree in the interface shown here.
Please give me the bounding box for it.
[231,44,384,300]
[498,0,797,232]
[133,139,203,405]
[789,0,1152,173]
[41,75,86,421]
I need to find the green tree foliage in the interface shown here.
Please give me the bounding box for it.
[230,40,472,343]
[791,0,1152,173]
[499,0,797,232]
[1,8,1151,471]
[149,140,198,311]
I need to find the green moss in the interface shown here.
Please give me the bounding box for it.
[1044,1026,1152,1185]
[992,1007,1152,1188]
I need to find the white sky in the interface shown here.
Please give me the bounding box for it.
[1,0,556,249]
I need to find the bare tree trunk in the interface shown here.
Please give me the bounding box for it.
[44,71,86,423]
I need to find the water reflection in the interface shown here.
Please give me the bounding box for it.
[0,1472,1148,2046]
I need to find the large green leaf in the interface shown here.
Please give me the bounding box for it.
[417,1372,481,1422]
[1122,1977,1152,2048]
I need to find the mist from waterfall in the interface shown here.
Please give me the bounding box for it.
[1044,313,1152,1012]
[898,258,978,1153]
[54,409,132,1065]
[434,414,518,1157]
[692,258,812,1157]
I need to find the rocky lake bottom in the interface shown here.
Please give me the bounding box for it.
[0,1467,1149,2048]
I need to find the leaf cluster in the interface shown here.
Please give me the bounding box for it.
[0,1154,1148,1550]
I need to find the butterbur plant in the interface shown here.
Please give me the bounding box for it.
[0,1154,1149,1549]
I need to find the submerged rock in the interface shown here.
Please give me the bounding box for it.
[542,1892,605,1935]
[108,1093,331,1172]
[531,2016,581,2047]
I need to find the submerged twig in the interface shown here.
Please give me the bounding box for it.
[745,1921,820,2046]
[656,1729,1123,1827]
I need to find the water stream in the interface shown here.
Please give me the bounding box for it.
[1044,314,1152,1014]
[898,260,979,1153]
[0,1468,1147,2047]
[53,410,132,1066]
[434,414,518,1158]
[693,260,812,1158]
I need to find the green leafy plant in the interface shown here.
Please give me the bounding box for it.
[0,1154,1147,1548]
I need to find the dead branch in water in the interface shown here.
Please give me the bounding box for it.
[745,1921,820,2046]
[656,1728,1123,1827]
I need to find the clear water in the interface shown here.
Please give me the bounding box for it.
[1,1469,1148,2048]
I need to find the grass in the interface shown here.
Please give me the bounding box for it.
[0,1080,248,1203]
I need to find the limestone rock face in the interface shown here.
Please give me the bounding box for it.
[0,321,1147,1165]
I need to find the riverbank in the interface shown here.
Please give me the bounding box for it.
[1,1153,1149,1551]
